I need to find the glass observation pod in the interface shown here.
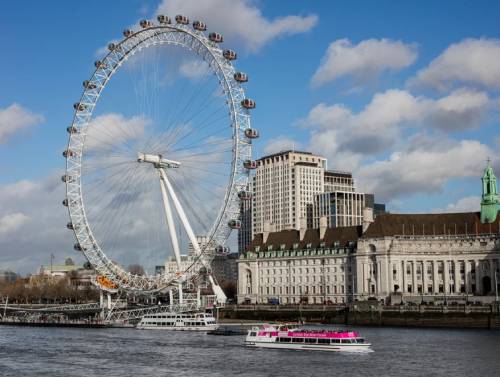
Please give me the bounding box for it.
[94,60,107,69]
[243,160,257,169]
[241,99,256,109]
[74,243,85,252]
[209,32,223,43]
[223,49,237,60]
[66,222,78,230]
[157,15,171,24]
[62,199,69,207]
[73,103,86,111]
[228,219,242,229]
[234,72,248,83]
[83,80,96,89]
[108,43,120,52]
[67,126,78,134]
[238,190,252,200]
[61,174,75,183]
[175,15,189,24]
[215,246,229,254]
[139,19,153,28]
[244,128,259,138]
[62,149,74,158]
[193,21,206,31]
[123,29,134,37]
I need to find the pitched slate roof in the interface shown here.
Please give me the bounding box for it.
[362,211,500,238]
[248,226,363,250]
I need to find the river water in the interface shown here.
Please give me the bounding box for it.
[0,325,499,377]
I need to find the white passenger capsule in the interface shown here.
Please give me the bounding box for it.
[83,80,96,89]
[234,72,248,83]
[73,103,86,111]
[62,149,74,158]
[139,19,152,28]
[123,29,134,37]
[209,32,223,43]
[243,160,257,169]
[241,99,256,109]
[228,219,242,229]
[157,15,171,24]
[94,60,107,69]
[193,20,206,31]
[223,49,237,60]
[238,190,252,200]
[175,15,189,24]
[244,128,259,139]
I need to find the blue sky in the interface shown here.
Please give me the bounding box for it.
[1,0,499,273]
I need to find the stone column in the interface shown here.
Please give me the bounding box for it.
[422,261,428,295]
[433,260,439,294]
[401,260,406,293]
[444,260,450,294]
[454,260,461,294]
[465,260,471,294]
[376,261,381,296]
[412,261,417,295]
[475,260,481,295]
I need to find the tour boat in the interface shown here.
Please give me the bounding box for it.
[245,324,371,352]
[136,312,218,331]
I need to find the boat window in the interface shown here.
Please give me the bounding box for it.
[331,339,340,344]
[305,338,317,344]
[278,337,291,343]
[317,339,329,344]
[341,339,350,344]
[250,332,257,337]
[291,338,304,343]
[356,338,365,343]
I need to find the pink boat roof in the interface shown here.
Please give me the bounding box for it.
[257,330,359,339]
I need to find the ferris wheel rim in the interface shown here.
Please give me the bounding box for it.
[63,18,254,293]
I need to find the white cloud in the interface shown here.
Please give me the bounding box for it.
[85,113,150,152]
[311,38,417,87]
[0,212,30,234]
[263,136,302,155]
[356,139,493,201]
[411,38,500,90]
[429,88,491,131]
[431,196,480,214]
[0,103,44,144]
[303,88,494,167]
[179,59,210,80]
[303,89,424,158]
[156,0,318,52]
[0,174,76,274]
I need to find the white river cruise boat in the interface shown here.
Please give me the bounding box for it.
[137,312,218,331]
[245,324,371,352]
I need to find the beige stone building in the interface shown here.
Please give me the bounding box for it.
[238,211,500,304]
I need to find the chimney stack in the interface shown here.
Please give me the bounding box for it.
[319,216,327,240]
[299,218,307,241]
[362,207,374,233]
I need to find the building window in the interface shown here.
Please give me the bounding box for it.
[407,284,412,293]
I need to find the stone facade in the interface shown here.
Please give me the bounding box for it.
[238,211,500,304]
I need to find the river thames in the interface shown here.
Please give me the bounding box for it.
[1,325,499,376]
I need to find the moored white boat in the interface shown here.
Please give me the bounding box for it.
[137,312,218,331]
[245,324,371,352]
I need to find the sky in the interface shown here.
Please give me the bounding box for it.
[1,0,499,274]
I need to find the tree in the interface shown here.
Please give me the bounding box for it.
[127,264,145,275]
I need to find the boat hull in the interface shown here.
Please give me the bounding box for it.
[245,341,371,352]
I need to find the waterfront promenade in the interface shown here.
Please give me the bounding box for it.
[220,303,500,329]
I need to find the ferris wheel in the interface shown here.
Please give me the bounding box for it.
[62,15,258,299]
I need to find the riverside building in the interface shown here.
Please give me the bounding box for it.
[237,163,500,305]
